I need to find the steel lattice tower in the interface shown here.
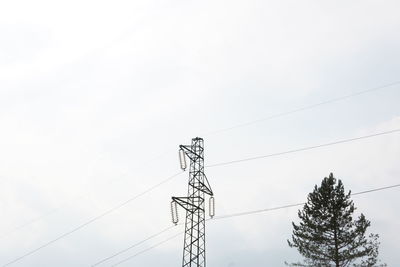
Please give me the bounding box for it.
[171,137,214,267]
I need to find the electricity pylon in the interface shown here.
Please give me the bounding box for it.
[171,137,215,267]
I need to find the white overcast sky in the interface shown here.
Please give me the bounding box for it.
[1,0,400,266]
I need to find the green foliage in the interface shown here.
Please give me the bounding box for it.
[287,173,385,267]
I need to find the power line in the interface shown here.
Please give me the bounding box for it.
[212,203,305,220]
[203,81,400,136]
[91,225,175,267]
[4,127,399,266]
[0,209,59,240]
[0,151,172,240]
[0,194,89,241]
[110,231,184,267]
[90,128,400,265]
[100,183,400,266]
[4,80,398,239]
[3,83,399,265]
[206,128,400,168]
[213,184,400,220]
[351,184,400,196]
[1,172,183,267]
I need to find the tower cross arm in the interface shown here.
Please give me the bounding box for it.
[179,145,203,161]
[190,175,213,196]
[172,196,205,212]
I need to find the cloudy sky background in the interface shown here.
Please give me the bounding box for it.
[1,0,400,266]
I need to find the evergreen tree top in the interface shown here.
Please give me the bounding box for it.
[287,173,385,267]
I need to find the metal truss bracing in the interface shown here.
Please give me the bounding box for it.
[172,137,213,267]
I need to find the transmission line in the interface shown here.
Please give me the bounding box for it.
[0,208,59,240]
[213,184,400,220]
[207,128,400,168]
[0,194,90,241]
[1,172,183,267]
[203,81,400,136]
[4,80,398,240]
[351,184,400,196]
[0,151,172,240]
[4,92,400,266]
[91,225,175,267]
[111,231,184,267]
[97,183,400,266]
[4,126,399,266]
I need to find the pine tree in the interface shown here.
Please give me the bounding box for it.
[287,173,385,267]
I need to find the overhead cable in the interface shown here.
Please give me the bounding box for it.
[213,184,400,220]
[0,194,89,241]
[4,84,400,266]
[91,225,175,267]
[0,151,172,240]
[207,128,400,168]
[1,172,183,267]
[203,81,400,136]
[110,231,184,267]
[4,80,398,239]
[102,183,400,266]
[5,127,399,266]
